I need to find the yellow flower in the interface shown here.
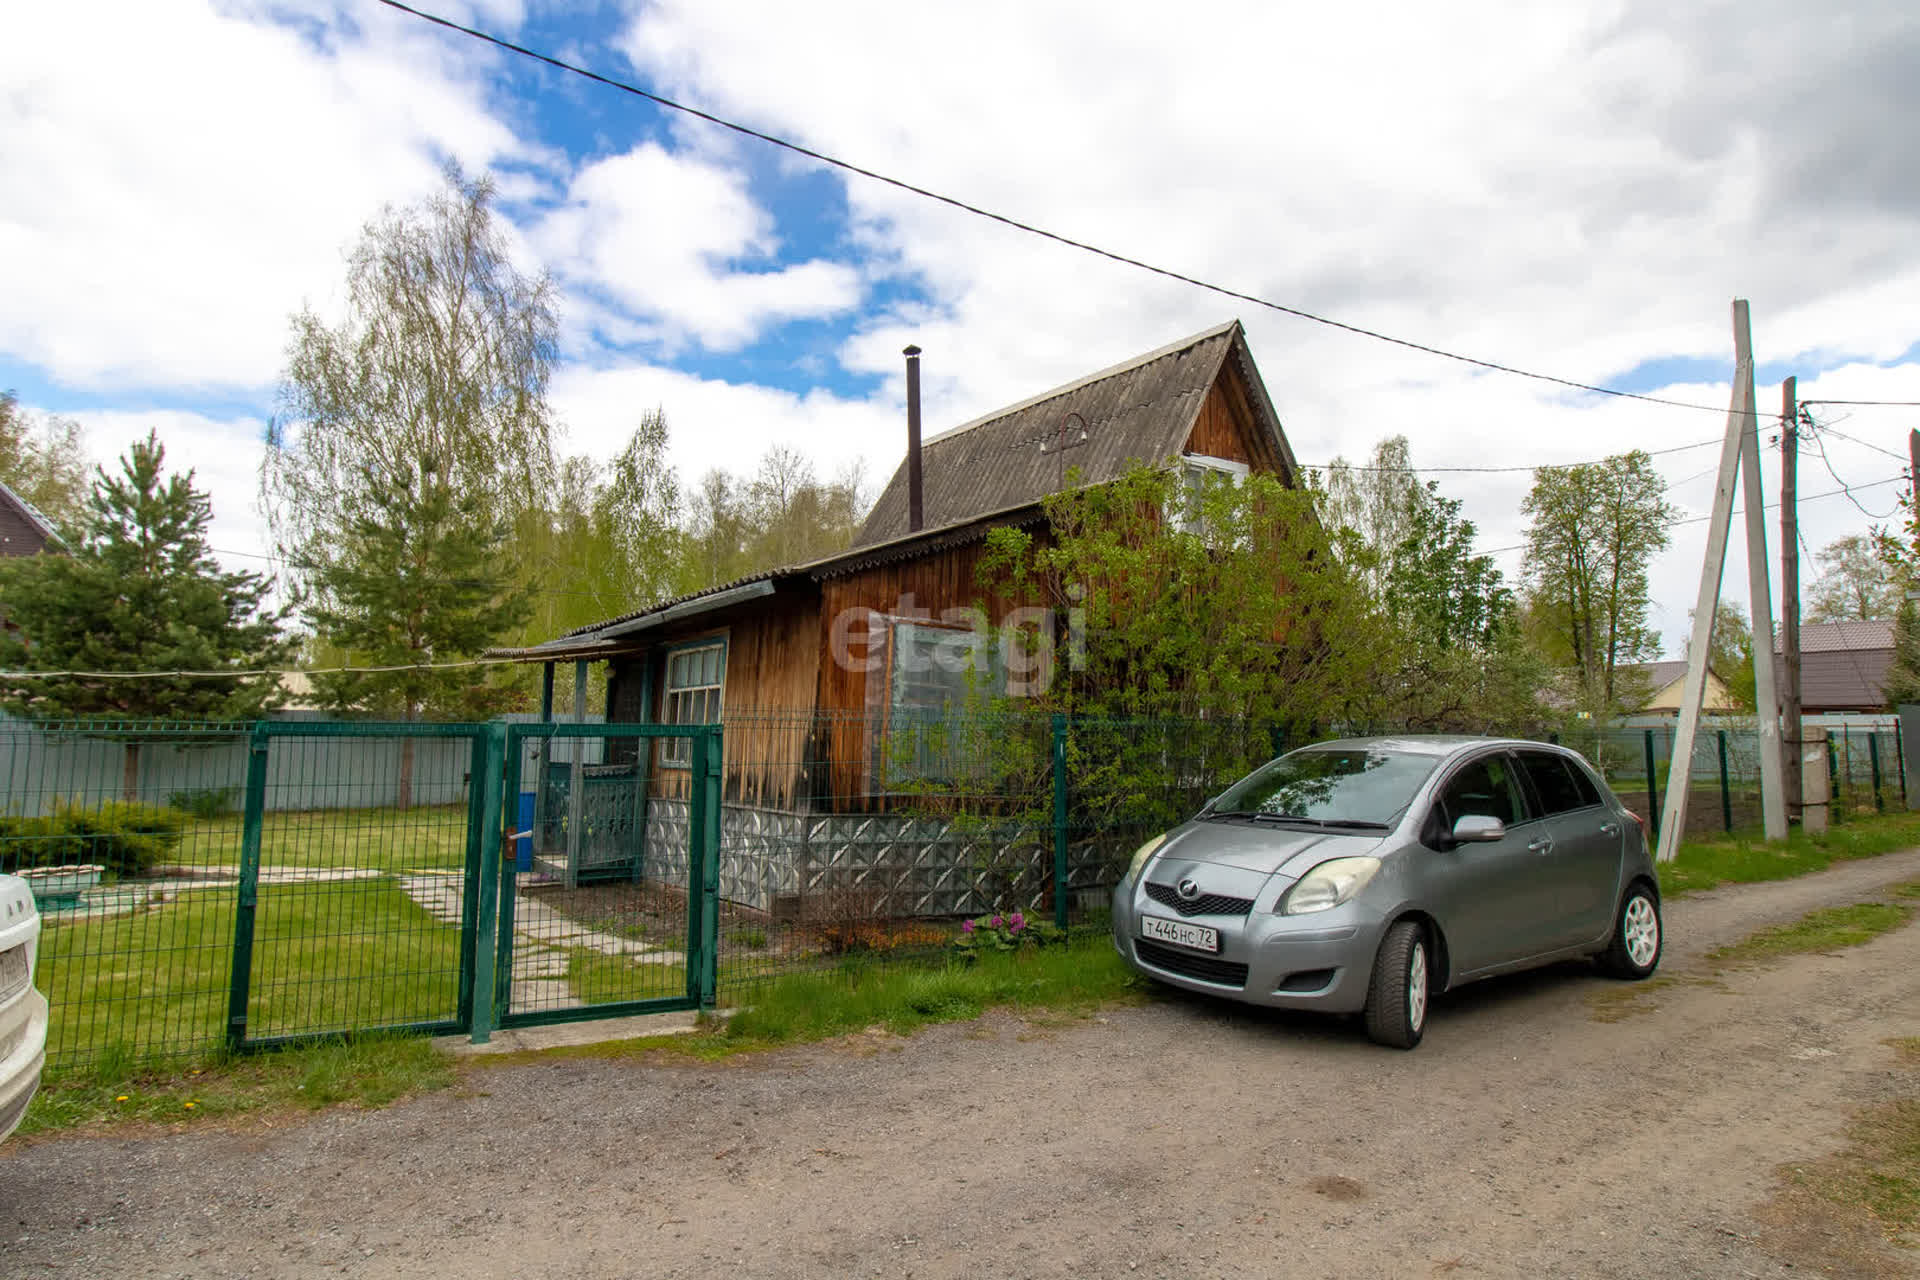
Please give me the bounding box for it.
[114,1095,129,1102]
[183,1101,196,1110]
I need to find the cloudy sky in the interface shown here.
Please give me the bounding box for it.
[4,0,1917,652]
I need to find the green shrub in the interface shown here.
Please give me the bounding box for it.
[167,786,239,820]
[0,801,188,877]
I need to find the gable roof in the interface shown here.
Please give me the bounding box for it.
[1772,619,1893,654]
[0,478,63,556]
[853,320,1294,547]
[1769,619,1896,711]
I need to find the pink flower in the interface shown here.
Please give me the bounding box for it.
[1008,912,1026,932]
[991,914,1004,928]
[961,920,975,934]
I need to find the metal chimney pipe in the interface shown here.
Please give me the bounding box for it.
[904,344,924,533]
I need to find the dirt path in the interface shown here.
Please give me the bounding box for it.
[8,854,1920,1280]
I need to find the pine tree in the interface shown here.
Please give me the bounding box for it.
[0,432,292,796]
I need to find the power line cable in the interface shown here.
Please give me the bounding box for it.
[1799,399,1920,408]
[1305,434,1723,475]
[1478,473,1908,557]
[1802,417,1902,519]
[0,657,524,682]
[376,0,1765,420]
[1805,422,1909,464]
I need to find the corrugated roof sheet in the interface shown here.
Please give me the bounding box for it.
[853,321,1258,547]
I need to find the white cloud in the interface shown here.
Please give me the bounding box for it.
[0,0,526,391]
[550,361,902,494]
[534,144,862,352]
[619,0,1920,654]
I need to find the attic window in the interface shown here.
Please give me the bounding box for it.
[1174,453,1249,536]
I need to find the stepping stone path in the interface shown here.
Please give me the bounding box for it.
[398,872,685,1016]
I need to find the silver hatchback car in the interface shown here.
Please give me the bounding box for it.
[1111,736,1663,1049]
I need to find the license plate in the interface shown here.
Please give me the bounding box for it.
[1140,915,1220,953]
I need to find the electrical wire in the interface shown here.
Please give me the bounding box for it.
[1478,473,1909,557]
[1799,399,1920,408]
[1806,422,1909,464]
[376,0,1767,420]
[1803,415,1902,519]
[0,657,524,682]
[1305,434,1723,475]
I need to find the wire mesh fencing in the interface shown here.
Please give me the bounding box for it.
[7,708,1907,1069]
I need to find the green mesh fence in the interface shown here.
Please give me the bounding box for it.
[5,711,1904,1066]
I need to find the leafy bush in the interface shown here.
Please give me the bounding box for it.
[0,801,188,877]
[167,786,239,820]
[950,910,1065,961]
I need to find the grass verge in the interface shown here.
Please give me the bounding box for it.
[1762,1037,1920,1274]
[18,1033,454,1136]
[1706,902,1914,968]
[1591,896,1915,1022]
[1660,810,1920,898]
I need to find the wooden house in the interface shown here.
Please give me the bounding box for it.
[506,321,1300,910]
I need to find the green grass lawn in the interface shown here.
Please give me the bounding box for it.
[173,804,474,872]
[36,877,465,1065]
[1660,810,1920,897]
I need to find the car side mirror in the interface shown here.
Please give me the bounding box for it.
[1451,814,1506,844]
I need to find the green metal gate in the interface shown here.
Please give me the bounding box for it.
[480,722,720,1037]
[225,720,498,1053]
[221,720,721,1052]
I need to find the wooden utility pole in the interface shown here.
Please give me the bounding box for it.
[1658,299,1788,858]
[1780,377,1802,823]
[1910,428,1920,509]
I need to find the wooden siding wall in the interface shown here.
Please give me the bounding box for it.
[814,539,1041,806]
[604,595,823,809]
[1183,361,1281,475]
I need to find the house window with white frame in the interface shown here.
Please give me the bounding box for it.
[659,640,725,766]
[1175,453,1250,539]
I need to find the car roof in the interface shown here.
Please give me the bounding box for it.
[1299,734,1561,760]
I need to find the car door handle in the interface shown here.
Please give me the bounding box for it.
[1599,822,1620,837]
[1527,837,1553,854]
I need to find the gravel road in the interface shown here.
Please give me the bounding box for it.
[7,852,1920,1279]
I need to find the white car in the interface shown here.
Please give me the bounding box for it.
[0,874,47,1141]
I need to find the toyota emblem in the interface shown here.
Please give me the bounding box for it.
[1176,877,1201,900]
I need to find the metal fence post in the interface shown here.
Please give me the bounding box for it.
[1828,737,1842,822]
[1870,733,1885,812]
[1643,729,1661,842]
[1717,730,1732,832]
[1052,713,1069,930]
[467,722,507,1045]
[1269,724,1286,760]
[224,722,271,1054]
[689,726,722,1009]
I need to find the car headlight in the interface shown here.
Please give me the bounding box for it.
[1123,833,1168,887]
[1278,857,1381,915]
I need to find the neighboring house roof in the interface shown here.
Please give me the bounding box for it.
[853,320,1295,547]
[1775,618,1893,654]
[1773,619,1895,711]
[1616,660,1734,714]
[0,479,63,556]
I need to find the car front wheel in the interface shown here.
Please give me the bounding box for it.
[1363,919,1429,1050]
[1598,882,1662,979]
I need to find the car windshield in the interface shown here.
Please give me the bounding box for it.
[1206,747,1439,827]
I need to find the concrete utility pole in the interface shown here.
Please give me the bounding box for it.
[1657,300,1788,859]
[1780,377,1802,823]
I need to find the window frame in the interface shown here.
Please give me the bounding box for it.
[656,635,727,768]
[1173,452,1251,538]
[878,618,1003,789]
[1513,749,1602,819]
